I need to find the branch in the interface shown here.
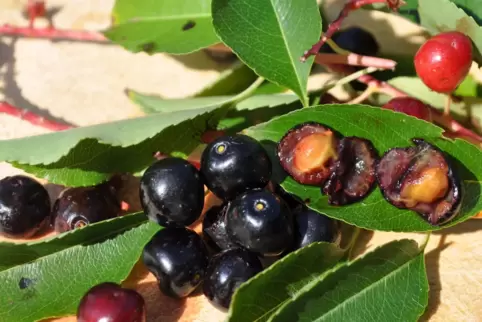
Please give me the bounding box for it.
[301,0,406,62]
[0,102,74,131]
[0,24,108,42]
[315,53,396,69]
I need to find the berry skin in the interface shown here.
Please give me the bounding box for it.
[77,282,146,322]
[382,97,432,121]
[142,227,209,298]
[201,134,272,201]
[53,180,121,233]
[0,175,51,239]
[414,31,473,93]
[225,190,294,256]
[140,157,205,227]
[203,248,263,310]
[293,208,340,250]
[202,204,237,251]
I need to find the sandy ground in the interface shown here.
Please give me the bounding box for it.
[0,1,481,321]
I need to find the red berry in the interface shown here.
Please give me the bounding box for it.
[414,31,472,93]
[77,282,146,322]
[382,97,432,121]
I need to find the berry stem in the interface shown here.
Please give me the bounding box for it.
[0,24,108,43]
[301,0,406,62]
[444,95,452,116]
[0,101,74,131]
[315,53,396,70]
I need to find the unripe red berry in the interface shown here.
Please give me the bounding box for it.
[382,97,432,121]
[414,31,472,93]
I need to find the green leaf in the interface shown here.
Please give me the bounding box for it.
[104,0,219,54]
[245,104,482,232]
[271,239,428,322]
[0,106,227,186]
[419,0,482,60]
[0,215,159,322]
[194,62,259,97]
[0,212,147,271]
[228,242,345,322]
[212,0,321,106]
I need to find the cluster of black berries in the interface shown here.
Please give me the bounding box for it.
[139,134,340,310]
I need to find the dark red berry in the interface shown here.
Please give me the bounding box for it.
[140,157,205,227]
[0,175,51,239]
[77,282,145,322]
[293,208,340,250]
[322,137,378,205]
[376,138,462,225]
[225,190,294,256]
[203,248,263,310]
[202,204,237,251]
[382,97,432,121]
[278,122,339,186]
[142,227,209,298]
[414,31,473,93]
[201,134,272,201]
[53,180,121,233]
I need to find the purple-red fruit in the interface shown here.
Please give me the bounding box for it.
[0,175,51,239]
[77,282,145,322]
[382,97,432,122]
[414,31,472,93]
[278,123,339,186]
[323,137,378,205]
[377,138,461,225]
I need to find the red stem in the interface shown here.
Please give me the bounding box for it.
[315,53,396,69]
[301,0,406,62]
[0,24,107,42]
[0,102,74,131]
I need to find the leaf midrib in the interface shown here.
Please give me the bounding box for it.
[309,251,422,322]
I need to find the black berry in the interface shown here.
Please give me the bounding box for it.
[225,190,294,256]
[203,248,263,310]
[53,180,121,233]
[320,27,379,57]
[293,208,340,250]
[0,175,51,239]
[202,204,237,251]
[140,157,205,227]
[77,282,145,322]
[201,134,272,201]
[142,227,209,298]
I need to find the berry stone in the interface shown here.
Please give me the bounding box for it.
[142,227,209,298]
[0,175,51,239]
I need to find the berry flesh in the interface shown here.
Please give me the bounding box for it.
[278,122,339,186]
[201,134,272,201]
[203,248,263,310]
[0,175,51,239]
[293,208,340,250]
[53,180,121,233]
[382,97,432,121]
[225,190,294,256]
[202,204,237,251]
[77,282,145,322]
[142,227,209,298]
[414,31,473,93]
[377,138,461,225]
[140,157,205,227]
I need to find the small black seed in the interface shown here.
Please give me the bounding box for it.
[182,20,196,31]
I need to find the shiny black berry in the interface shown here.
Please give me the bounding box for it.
[293,208,340,250]
[140,157,205,227]
[0,175,51,239]
[201,134,272,201]
[225,190,294,256]
[203,248,263,310]
[77,282,145,322]
[53,180,121,233]
[142,227,209,298]
[320,27,379,57]
[202,204,237,251]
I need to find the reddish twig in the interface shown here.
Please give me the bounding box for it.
[315,53,396,69]
[27,0,48,28]
[301,0,406,62]
[0,24,108,42]
[0,101,73,131]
